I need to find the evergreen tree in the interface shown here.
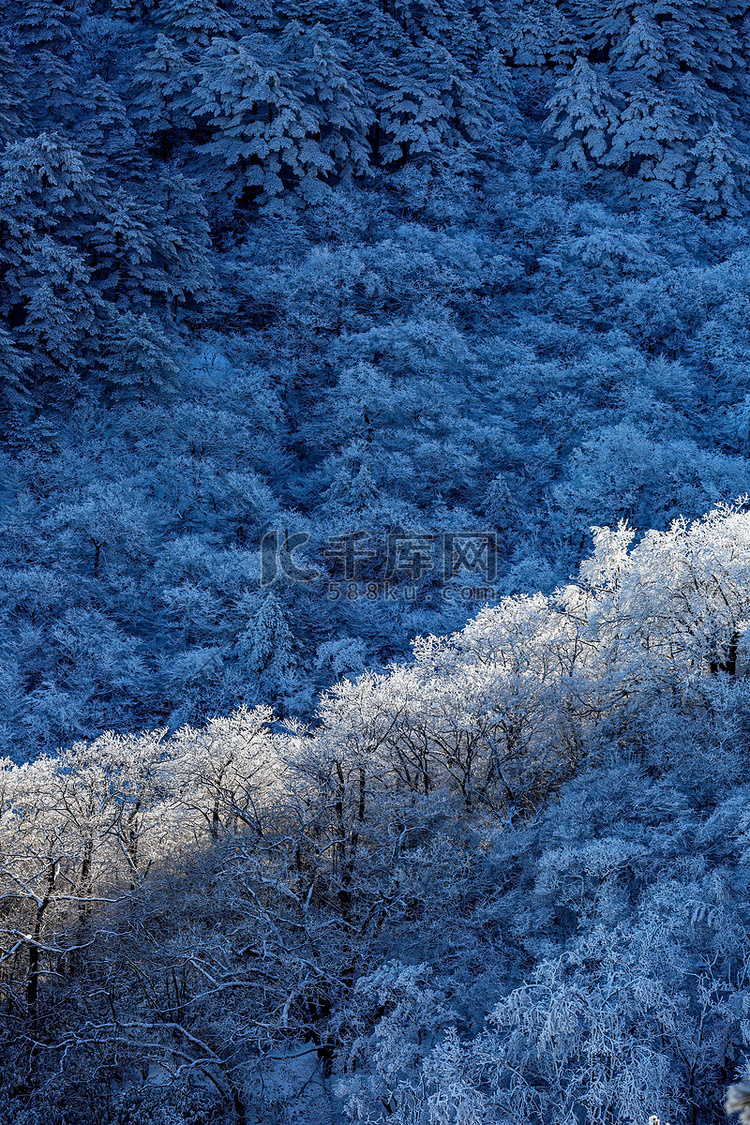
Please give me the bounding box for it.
[371,42,485,168]
[544,56,620,172]
[653,0,744,95]
[23,50,80,128]
[0,134,106,387]
[227,0,277,32]
[13,236,100,384]
[690,123,750,219]
[129,33,196,159]
[72,78,144,184]
[156,0,241,54]
[236,592,297,702]
[606,7,667,86]
[585,0,746,107]
[88,189,173,312]
[100,311,180,402]
[0,324,30,403]
[567,0,748,196]
[0,132,98,239]
[12,0,82,128]
[400,0,483,63]
[605,87,695,191]
[502,1,580,74]
[279,21,372,178]
[145,166,216,317]
[0,39,28,145]
[194,37,331,208]
[13,0,79,59]
[322,461,381,512]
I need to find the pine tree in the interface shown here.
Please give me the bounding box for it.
[226,0,277,32]
[0,39,28,145]
[544,56,620,171]
[156,0,241,55]
[584,0,745,112]
[322,461,381,512]
[373,53,461,168]
[503,1,580,74]
[605,6,667,86]
[0,132,98,238]
[100,311,180,402]
[569,0,748,197]
[0,324,30,403]
[87,189,163,310]
[194,37,330,208]
[24,51,80,128]
[13,0,79,59]
[279,21,372,178]
[129,33,196,159]
[12,0,82,128]
[236,592,297,701]
[13,237,99,383]
[653,0,745,95]
[140,166,216,317]
[670,71,722,126]
[690,124,750,219]
[398,0,482,63]
[72,78,144,184]
[0,134,104,383]
[605,87,695,191]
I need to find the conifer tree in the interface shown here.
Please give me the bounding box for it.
[0,39,28,145]
[503,1,580,74]
[194,36,330,207]
[567,0,748,195]
[13,0,82,128]
[373,43,484,169]
[73,78,144,184]
[605,87,695,190]
[146,166,216,317]
[236,592,297,702]
[544,56,620,171]
[279,21,372,178]
[0,324,29,403]
[24,50,79,128]
[100,311,180,402]
[13,0,79,59]
[227,0,277,32]
[156,0,241,54]
[690,123,750,219]
[0,134,106,388]
[129,33,196,159]
[14,237,99,384]
[649,0,743,95]
[0,132,98,238]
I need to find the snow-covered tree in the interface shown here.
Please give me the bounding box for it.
[194,36,332,208]
[544,56,620,172]
[605,87,695,191]
[690,124,750,219]
[100,311,180,402]
[237,591,298,701]
[156,0,241,54]
[129,33,196,159]
[0,39,28,145]
[279,21,372,178]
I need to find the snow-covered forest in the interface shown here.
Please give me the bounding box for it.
[3,0,750,1121]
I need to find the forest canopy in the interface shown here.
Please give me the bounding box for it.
[2,502,750,1122]
[2,0,750,1122]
